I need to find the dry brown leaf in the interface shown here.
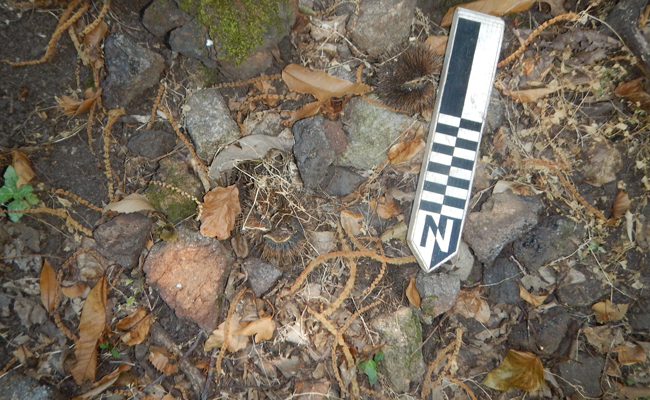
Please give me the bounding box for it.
[583,325,623,354]
[501,85,563,102]
[283,100,323,126]
[70,276,107,384]
[370,197,401,219]
[608,189,631,225]
[204,315,249,352]
[442,0,535,26]
[149,347,178,376]
[57,88,101,116]
[71,364,131,400]
[62,281,90,298]
[200,185,241,239]
[116,307,151,346]
[614,342,647,365]
[592,299,629,323]
[83,21,109,48]
[405,278,421,308]
[425,35,448,55]
[103,193,155,214]
[12,151,35,188]
[388,137,425,165]
[236,316,276,342]
[282,63,371,102]
[57,95,83,116]
[340,209,363,237]
[451,287,490,324]
[614,78,650,113]
[482,349,545,391]
[39,260,58,314]
[13,345,35,366]
[518,283,549,307]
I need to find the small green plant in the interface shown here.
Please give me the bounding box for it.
[359,350,384,386]
[99,341,120,358]
[0,166,39,222]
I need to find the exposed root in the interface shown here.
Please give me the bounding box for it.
[147,83,165,130]
[79,0,110,38]
[213,74,282,89]
[422,327,466,400]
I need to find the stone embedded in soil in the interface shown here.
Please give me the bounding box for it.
[142,0,191,37]
[415,271,460,324]
[94,213,153,269]
[0,371,66,400]
[293,115,344,189]
[143,224,232,332]
[127,129,177,159]
[244,112,285,137]
[507,306,572,355]
[555,264,608,308]
[184,88,241,162]
[580,138,623,187]
[168,21,218,69]
[218,50,274,81]
[513,216,585,271]
[556,353,605,398]
[463,191,543,266]
[484,257,521,304]
[628,295,650,330]
[336,96,416,170]
[242,258,282,298]
[347,0,416,57]
[101,34,165,109]
[370,307,425,393]
[323,166,365,197]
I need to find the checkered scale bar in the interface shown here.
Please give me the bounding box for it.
[408,9,504,272]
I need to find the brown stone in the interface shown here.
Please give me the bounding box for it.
[143,224,232,331]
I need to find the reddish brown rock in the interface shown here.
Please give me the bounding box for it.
[143,224,232,331]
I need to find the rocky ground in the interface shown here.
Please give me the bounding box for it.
[0,0,649,399]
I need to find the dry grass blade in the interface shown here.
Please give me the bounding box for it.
[71,276,107,384]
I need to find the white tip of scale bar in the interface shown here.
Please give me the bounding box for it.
[407,9,504,273]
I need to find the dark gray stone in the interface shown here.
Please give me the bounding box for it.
[507,306,572,355]
[101,34,165,109]
[94,213,153,269]
[556,264,608,308]
[323,166,365,197]
[415,271,460,324]
[0,371,65,400]
[243,258,283,297]
[556,353,605,398]
[484,257,521,304]
[513,216,585,271]
[168,21,218,69]
[348,0,417,56]
[627,296,650,331]
[293,116,346,189]
[142,0,191,37]
[127,129,177,159]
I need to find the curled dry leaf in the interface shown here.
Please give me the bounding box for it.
[72,364,132,400]
[236,315,276,343]
[116,307,151,346]
[442,0,535,26]
[592,299,629,323]
[83,21,109,49]
[482,349,545,391]
[614,342,647,365]
[451,287,490,324]
[583,325,623,354]
[103,193,155,214]
[62,281,90,298]
[369,197,401,219]
[39,260,58,314]
[387,136,425,165]
[149,347,178,376]
[71,276,107,384]
[200,185,242,240]
[11,151,35,188]
[204,315,249,352]
[614,78,650,113]
[405,278,421,308]
[57,88,101,116]
[501,85,563,103]
[518,283,549,307]
[283,101,323,126]
[282,63,371,102]
[340,209,363,237]
[608,189,630,225]
[425,35,448,55]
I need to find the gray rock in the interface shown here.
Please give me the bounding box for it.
[370,307,425,393]
[513,216,585,271]
[463,191,543,266]
[293,116,346,189]
[337,96,416,170]
[127,129,177,159]
[415,271,460,324]
[142,0,191,37]
[556,353,604,398]
[94,213,153,269]
[556,264,608,308]
[217,50,274,81]
[101,34,165,109]
[243,258,283,297]
[184,88,241,162]
[0,371,65,400]
[348,0,417,56]
[244,112,285,137]
[323,166,365,197]
[169,21,218,69]
[507,306,572,355]
[484,91,506,135]
[484,257,521,304]
[628,296,650,330]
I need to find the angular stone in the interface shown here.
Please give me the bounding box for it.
[507,306,572,355]
[0,371,65,400]
[337,96,416,170]
[143,224,232,331]
[370,307,425,393]
[348,0,416,56]
[184,88,240,162]
[628,295,650,330]
[556,264,608,308]
[142,0,191,37]
[415,271,460,324]
[323,166,365,197]
[168,21,218,69]
[293,116,345,189]
[101,34,165,109]
[127,129,177,159]
[484,257,520,304]
[243,258,282,298]
[556,353,604,398]
[464,191,543,266]
[94,213,153,269]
